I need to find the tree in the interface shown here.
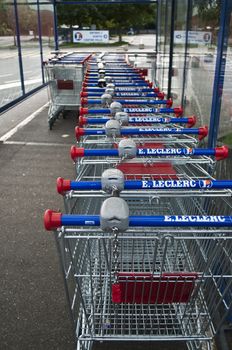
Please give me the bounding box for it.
[57,3,156,42]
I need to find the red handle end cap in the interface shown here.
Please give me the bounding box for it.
[187,115,197,128]
[79,107,88,116]
[174,107,183,117]
[80,91,88,98]
[157,92,165,100]
[166,99,173,108]
[75,127,85,140]
[44,210,62,231]
[215,145,229,161]
[57,177,71,195]
[198,126,208,140]
[71,145,85,160]
[79,116,87,126]
[81,98,88,106]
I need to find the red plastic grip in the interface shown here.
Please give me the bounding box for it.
[187,115,197,128]
[75,127,85,140]
[81,98,88,106]
[148,82,153,88]
[166,99,173,108]
[154,87,160,93]
[198,126,208,141]
[44,210,62,231]
[71,146,85,160]
[56,177,71,195]
[79,116,87,126]
[82,82,87,87]
[82,87,87,92]
[157,92,165,100]
[80,91,88,97]
[79,107,88,116]
[215,146,229,161]
[174,107,183,117]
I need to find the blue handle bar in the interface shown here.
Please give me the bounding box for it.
[88,73,141,77]
[61,214,232,227]
[69,179,232,191]
[86,99,168,106]
[86,107,175,115]
[86,83,150,87]
[87,79,146,84]
[85,88,154,92]
[83,117,189,125]
[80,147,214,157]
[83,93,158,98]
[82,127,199,136]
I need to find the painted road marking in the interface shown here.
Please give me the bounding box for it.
[0,103,49,142]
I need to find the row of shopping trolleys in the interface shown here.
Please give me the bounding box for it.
[44,52,232,350]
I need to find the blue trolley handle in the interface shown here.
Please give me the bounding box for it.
[81,98,172,107]
[83,83,152,87]
[79,116,196,127]
[83,88,159,93]
[71,145,228,161]
[79,106,183,116]
[57,177,232,194]
[75,126,208,141]
[85,79,147,83]
[80,92,164,99]
[44,210,232,230]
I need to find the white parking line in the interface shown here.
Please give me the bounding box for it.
[0,102,49,142]
[4,140,72,147]
[0,73,13,78]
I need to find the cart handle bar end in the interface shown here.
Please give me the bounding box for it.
[167,99,173,108]
[79,116,87,126]
[215,145,229,160]
[158,92,165,99]
[174,107,183,117]
[79,107,88,116]
[71,145,84,160]
[57,177,71,195]
[187,116,197,128]
[44,210,61,231]
[199,126,208,140]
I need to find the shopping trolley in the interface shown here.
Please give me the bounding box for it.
[44,195,232,350]
[70,144,228,182]
[45,53,93,129]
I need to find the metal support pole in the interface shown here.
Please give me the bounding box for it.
[154,0,160,83]
[208,0,232,148]
[167,0,175,99]
[14,0,25,95]
[161,0,168,90]
[181,0,192,107]
[37,0,45,84]
[53,0,59,51]
[155,1,159,55]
